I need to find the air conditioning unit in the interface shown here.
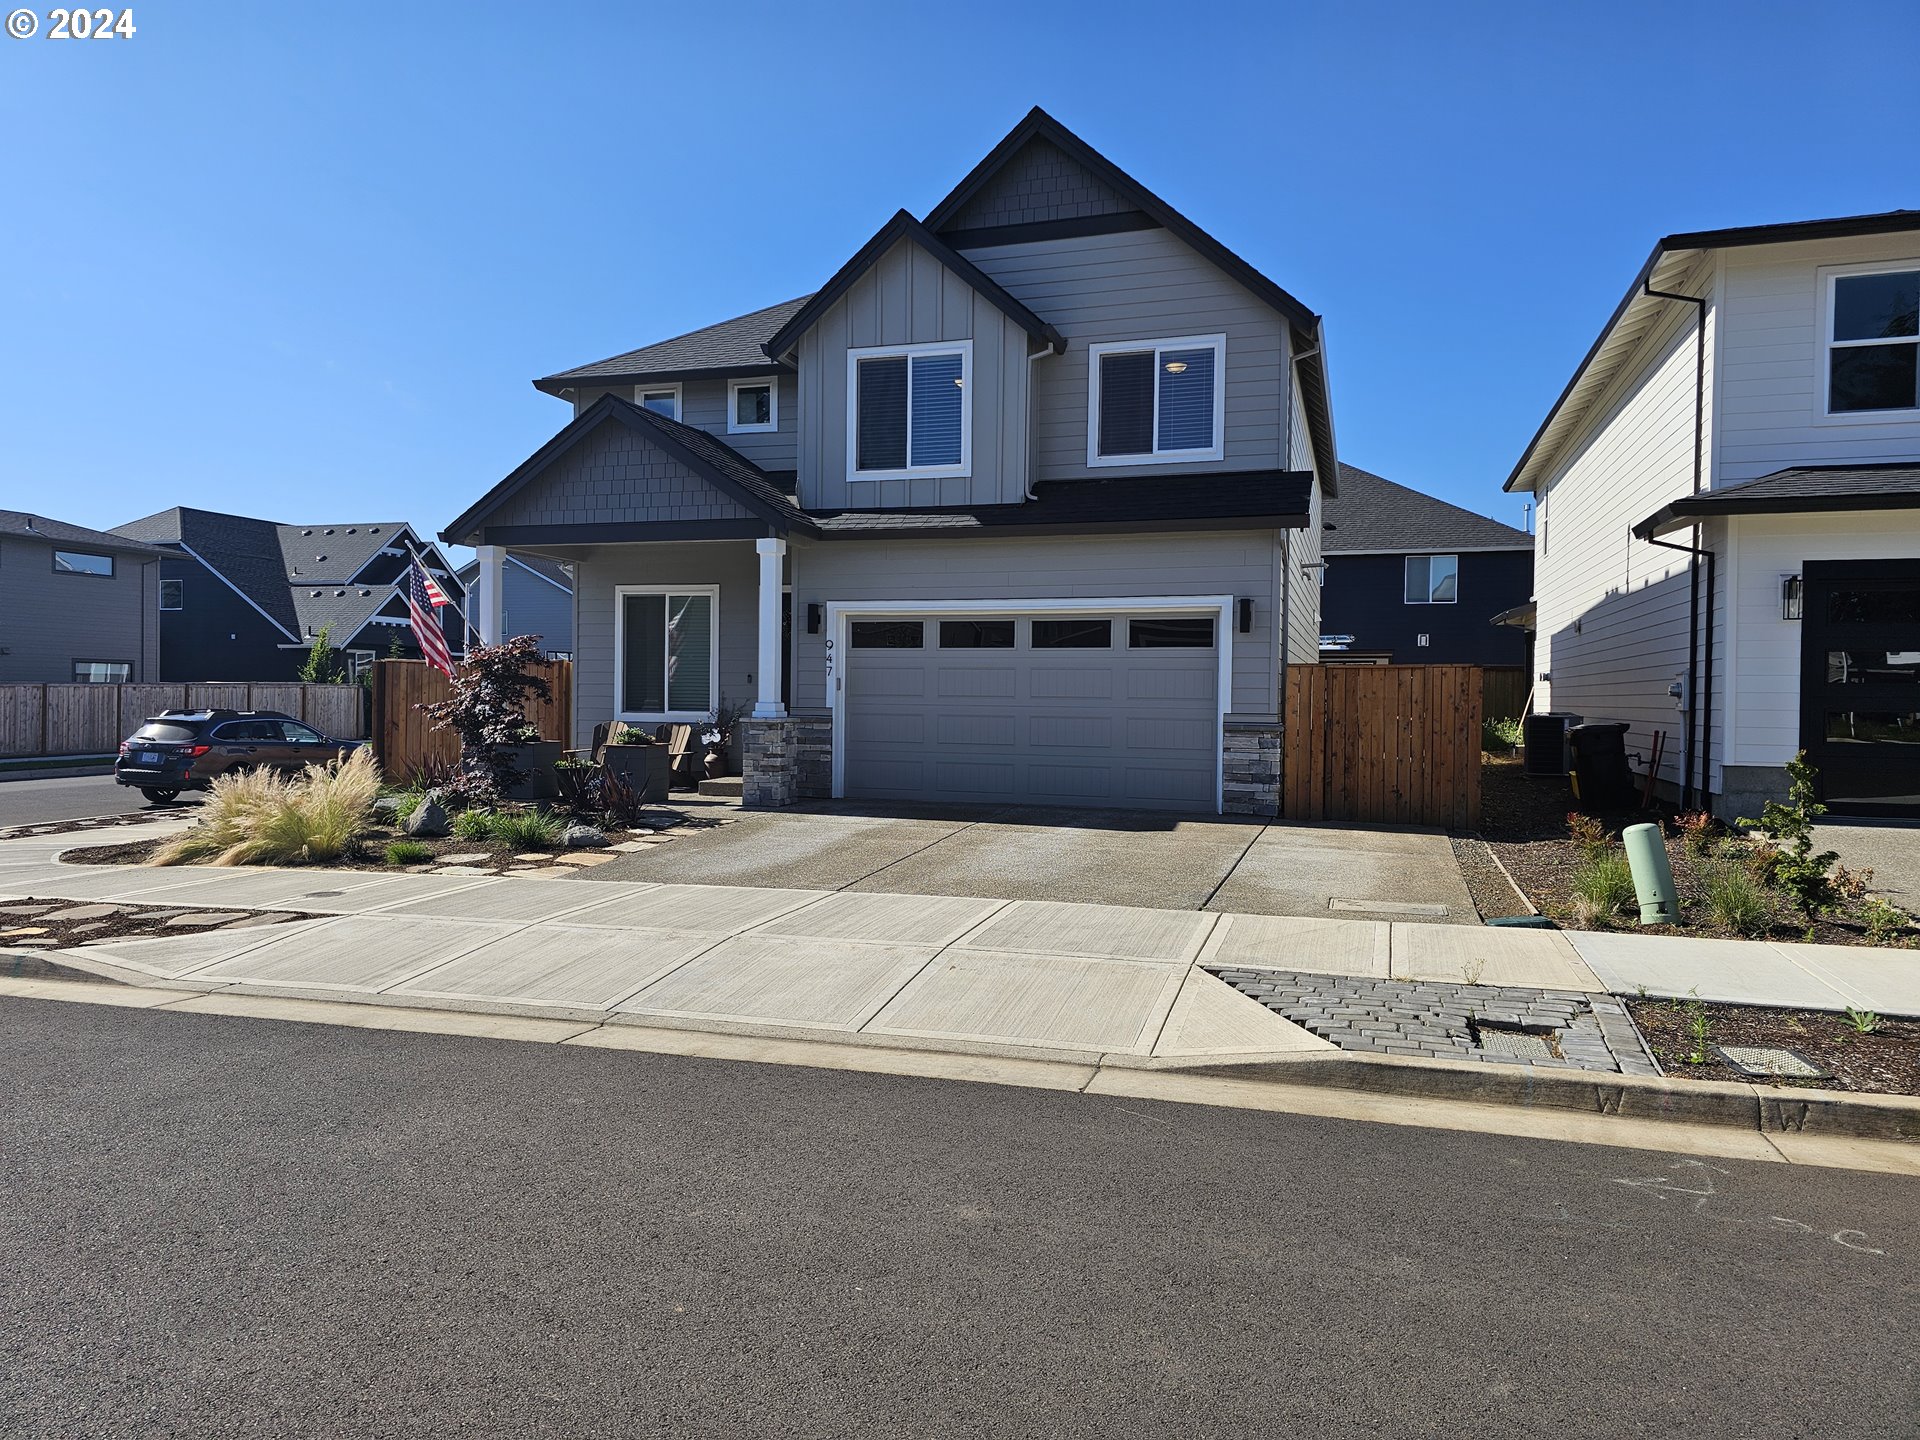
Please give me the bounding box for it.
[1522,712,1583,778]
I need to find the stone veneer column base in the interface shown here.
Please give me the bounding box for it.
[740,718,798,808]
[791,715,833,799]
[1222,722,1283,817]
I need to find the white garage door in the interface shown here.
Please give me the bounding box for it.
[843,611,1220,811]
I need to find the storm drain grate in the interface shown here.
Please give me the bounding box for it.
[1713,1045,1830,1080]
[1472,1021,1559,1060]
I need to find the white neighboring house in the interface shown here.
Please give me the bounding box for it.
[1508,210,1920,820]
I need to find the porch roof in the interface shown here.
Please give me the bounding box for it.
[1632,463,1920,539]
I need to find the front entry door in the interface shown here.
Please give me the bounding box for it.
[1800,560,1920,817]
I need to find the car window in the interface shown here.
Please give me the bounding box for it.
[132,723,196,743]
[282,723,325,744]
[215,720,283,742]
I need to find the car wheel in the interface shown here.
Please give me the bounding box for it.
[139,787,181,804]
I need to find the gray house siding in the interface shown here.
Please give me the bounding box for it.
[795,237,1031,512]
[572,374,798,474]
[485,420,754,530]
[963,227,1290,483]
[502,559,574,654]
[569,542,763,746]
[944,138,1137,231]
[786,530,1282,720]
[0,534,160,684]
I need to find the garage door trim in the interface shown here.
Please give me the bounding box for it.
[824,595,1235,812]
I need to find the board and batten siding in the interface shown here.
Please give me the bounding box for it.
[1721,511,1920,770]
[568,542,763,747]
[963,227,1290,483]
[570,375,798,474]
[787,530,1282,720]
[1533,259,1722,794]
[794,238,1030,511]
[1714,232,1920,486]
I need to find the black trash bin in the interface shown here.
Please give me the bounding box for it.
[1566,722,1635,812]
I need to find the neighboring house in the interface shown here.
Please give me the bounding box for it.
[1507,210,1920,819]
[109,507,466,681]
[0,510,164,684]
[446,108,1337,815]
[1318,463,1532,666]
[454,553,574,657]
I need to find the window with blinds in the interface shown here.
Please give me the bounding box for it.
[850,342,972,478]
[1089,335,1225,464]
[619,589,717,716]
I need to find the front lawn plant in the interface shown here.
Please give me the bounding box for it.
[153,748,381,867]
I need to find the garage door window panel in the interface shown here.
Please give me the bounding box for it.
[1032,618,1113,649]
[939,620,1015,649]
[618,588,717,719]
[851,621,924,649]
[1129,617,1216,648]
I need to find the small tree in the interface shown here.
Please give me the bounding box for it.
[417,635,553,802]
[298,626,345,684]
[1738,751,1841,916]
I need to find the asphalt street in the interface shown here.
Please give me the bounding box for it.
[0,773,195,827]
[1,998,1915,1438]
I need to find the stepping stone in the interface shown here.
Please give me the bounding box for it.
[438,853,491,865]
[0,926,50,937]
[432,866,495,876]
[0,904,56,916]
[607,841,647,853]
[164,912,250,927]
[45,904,123,921]
[514,853,557,863]
[550,852,616,867]
[67,921,112,935]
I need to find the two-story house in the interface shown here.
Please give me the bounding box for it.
[444,109,1336,816]
[1319,463,1532,667]
[1508,211,1920,819]
[111,507,467,682]
[0,510,164,684]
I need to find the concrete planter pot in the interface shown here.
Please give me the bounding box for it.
[498,741,563,801]
[602,742,670,804]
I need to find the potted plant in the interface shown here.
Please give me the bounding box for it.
[499,723,564,802]
[602,725,670,803]
[417,635,556,804]
[700,701,744,778]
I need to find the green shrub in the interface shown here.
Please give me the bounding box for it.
[1703,862,1770,937]
[1569,851,1636,923]
[1567,811,1611,861]
[389,791,425,825]
[384,840,435,866]
[153,748,381,867]
[489,809,564,850]
[1481,716,1522,754]
[452,808,495,841]
[1738,752,1841,916]
[1861,897,1913,947]
[1676,811,1717,858]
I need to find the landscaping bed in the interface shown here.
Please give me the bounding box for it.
[2,897,314,975]
[1477,757,1916,947]
[1626,997,1920,1096]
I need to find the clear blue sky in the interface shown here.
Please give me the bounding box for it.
[4,0,1915,555]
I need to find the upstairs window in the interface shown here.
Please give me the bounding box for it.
[635,385,680,419]
[848,341,971,481]
[159,579,183,610]
[728,377,778,434]
[1827,267,1919,414]
[54,549,113,576]
[1088,334,1225,465]
[1405,555,1459,605]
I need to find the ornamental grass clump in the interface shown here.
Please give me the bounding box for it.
[1569,851,1636,925]
[1702,861,1771,938]
[152,747,381,867]
[488,808,564,850]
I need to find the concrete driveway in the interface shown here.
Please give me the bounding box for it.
[1817,821,1920,908]
[587,801,1479,922]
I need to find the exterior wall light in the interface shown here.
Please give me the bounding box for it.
[1782,574,1803,621]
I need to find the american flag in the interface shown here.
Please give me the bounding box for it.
[407,558,454,676]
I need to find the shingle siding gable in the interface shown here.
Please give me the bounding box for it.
[946,138,1138,231]
[482,421,755,529]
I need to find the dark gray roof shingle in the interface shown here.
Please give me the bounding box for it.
[811,471,1313,536]
[115,507,303,635]
[1635,462,1920,538]
[1323,464,1532,554]
[1,510,165,556]
[275,521,411,584]
[536,296,813,392]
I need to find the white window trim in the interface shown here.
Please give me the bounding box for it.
[1085,333,1228,468]
[1404,554,1459,606]
[634,383,682,420]
[1817,260,1920,424]
[613,583,720,722]
[727,375,780,434]
[845,339,973,483]
[822,596,1233,813]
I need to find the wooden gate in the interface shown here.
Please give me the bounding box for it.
[371,658,572,779]
[1283,664,1482,828]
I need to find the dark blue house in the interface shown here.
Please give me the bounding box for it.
[1319,464,1532,666]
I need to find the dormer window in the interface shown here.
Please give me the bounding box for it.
[1088,334,1226,466]
[1826,266,1919,414]
[635,385,681,419]
[728,377,778,434]
[848,341,972,481]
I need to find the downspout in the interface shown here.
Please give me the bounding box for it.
[1642,279,1709,809]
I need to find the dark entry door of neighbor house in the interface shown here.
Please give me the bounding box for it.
[1800,560,1920,817]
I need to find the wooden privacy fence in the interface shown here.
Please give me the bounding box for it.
[0,682,366,758]
[1480,666,1530,721]
[371,658,572,780]
[1283,664,1483,829]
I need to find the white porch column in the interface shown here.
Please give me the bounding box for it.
[473,544,505,646]
[753,536,787,719]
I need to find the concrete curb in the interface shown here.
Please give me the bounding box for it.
[1166,1049,1920,1143]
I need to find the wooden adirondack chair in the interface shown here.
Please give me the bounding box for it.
[563,721,615,766]
[656,723,697,788]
